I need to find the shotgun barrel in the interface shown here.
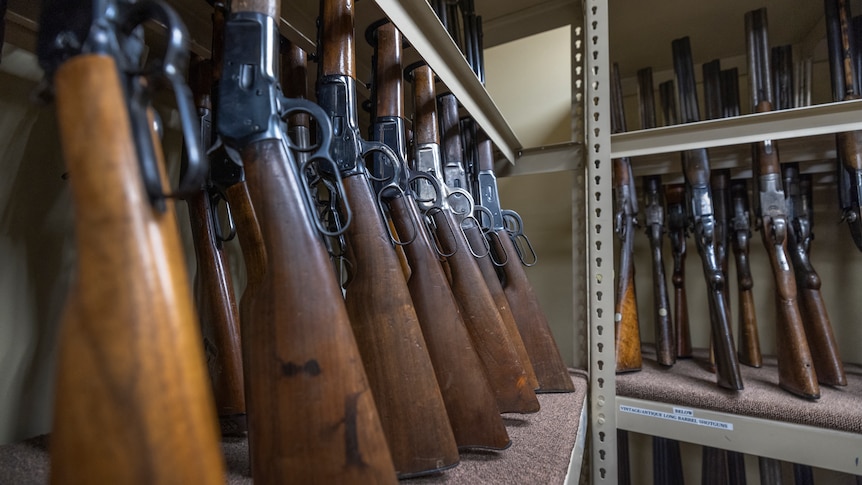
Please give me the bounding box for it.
[745,7,819,399]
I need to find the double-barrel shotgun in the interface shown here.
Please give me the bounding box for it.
[745,7,819,398]
[316,0,460,476]
[610,62,642,373]
[37,0,225,482]
[366,19,510,450]
[636,67,675,367]
[216,0,397,482]
[672,36,742,390]
[731,179,763,367]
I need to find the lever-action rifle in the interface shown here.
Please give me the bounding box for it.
[405,61,540,411]
[37,0,225,482]
[745,8,819,398]
[317,0,459,475]
[184,54,246,436]
[672,36,742,389]
[611,62,642,373]
[637,67,675,367]
[366,19,510,450]
[216,1,397,481]
[824,0,862,250]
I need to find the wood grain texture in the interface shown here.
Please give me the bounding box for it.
[434,212,541,412]
[495,229,576,391]
[340,174,459,477]
[411,64,438,146]
[320,0,355,78]
[239,139,396,484]
[464,224,539,391]
[373,22,404,119]
[50,54,225,485]
[388,195,510,450]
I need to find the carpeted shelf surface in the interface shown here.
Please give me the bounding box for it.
[617,347,862,434]
[0,371,588,484]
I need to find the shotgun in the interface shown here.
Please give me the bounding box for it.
[731,179,763,367]
[703,447,730,485]
[759,457,784,485]
[673,37,743,390]
[637,67,675,367]
[184,54,246,436]
[618,429,632,485]
[659,81,693,359]
[825,0,862,250]
[437,91,540,393]
[774,41,847,387]
[728,450,747,485]
[745,8,819,399]
[610,62,642,373]
[316,0,460,475]
[653,436,685,485]
[366,19,511,450]
[793,463,815,485]
[216,1,397,481]
[783,164,847,386]
[37,0,225,482]
[405,61,540,412]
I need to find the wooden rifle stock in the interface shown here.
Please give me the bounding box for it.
[652,437,685,485]
[185,56,246,435]
[319,0,459,476]
[730,179,763,367]
[46,45,225,485]
[673,37,742,389]
[746,8,819,399]
[368,20,510,450]
[445,104,539,391]
[665,184,693,359]
[219,2,397,482]
[783,165,847,386]
[407,63,540,411]
[637,67,675,366]
[611,63,642,373]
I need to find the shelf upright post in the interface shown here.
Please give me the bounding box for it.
[585,0,617,483]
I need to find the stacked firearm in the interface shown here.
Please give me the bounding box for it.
[35,0,573,483]
[610,2,853,403]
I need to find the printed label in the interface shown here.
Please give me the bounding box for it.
[619,404,733,430]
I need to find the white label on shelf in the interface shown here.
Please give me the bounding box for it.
[619,404,734,431]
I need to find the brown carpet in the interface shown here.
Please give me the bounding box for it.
[0,371,588,484]
[618,347,862,434]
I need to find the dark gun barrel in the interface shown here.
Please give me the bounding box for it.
[218,1,398,481]
[184,54,247,436]
[782,164,847,386]
[406,62,541,411]
[702,447,730,485]
[672,37,742,389]
[637,67,675,367]
[318,0,461,476]
[611,62,642,373]
[652,436,685,485]
[746,7,819,399]
[37,0,225,481]
[367,20,511,451]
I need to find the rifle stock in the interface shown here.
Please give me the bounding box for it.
[41,4,226,479]
[673,37,742,390]
[637,68,675,367]
[185,55,247,436]
[665,183,693,359]
[318,0,460,475]
[368,20,510,450]
[611,63,642,373]
[783,165,847,386]
[730,179,763,367]
[746,8,819,399]
[407,63,540,411]
[218,2,398,481]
